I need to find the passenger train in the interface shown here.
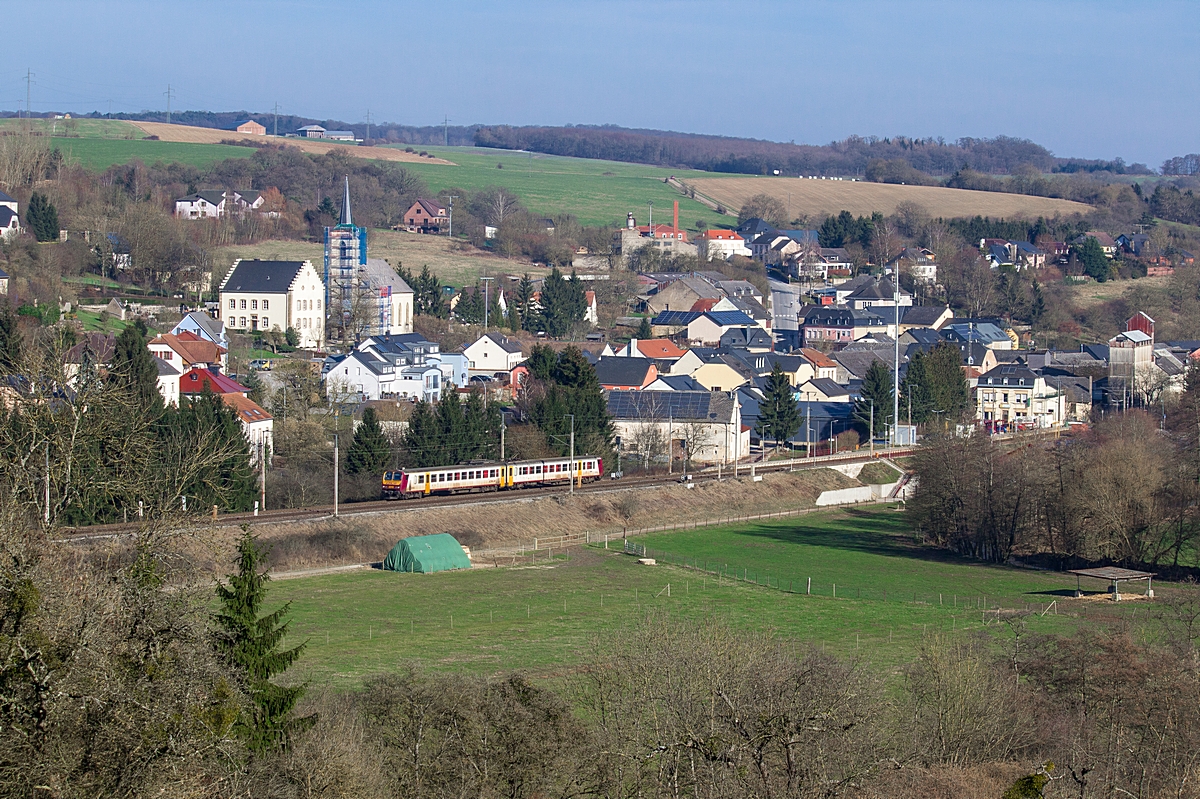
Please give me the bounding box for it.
[382,456,604,500]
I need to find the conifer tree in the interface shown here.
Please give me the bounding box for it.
[214,529,315,753]
[346,407,390,474]
[111,323,163,414]
[854,360,894,438]
[25,192,59,242]
[637,316,653,340]
[756,363,801,453]
[401,399,439,466]
[436,390,466,463]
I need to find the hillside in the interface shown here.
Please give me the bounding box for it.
[128,121,453,165]
[687,175,1093,220]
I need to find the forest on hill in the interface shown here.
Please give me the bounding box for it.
[474,124,1153,178]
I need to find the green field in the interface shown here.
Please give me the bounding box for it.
[0,117,144,139]
[395,145,719,227]
[270,507,1134,688]
[52,137,257,170]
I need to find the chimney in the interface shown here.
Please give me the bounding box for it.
[673,200,679,233]
[628,338,637,357]
[627,212,635,230]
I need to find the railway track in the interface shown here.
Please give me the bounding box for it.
[55,448,912,542]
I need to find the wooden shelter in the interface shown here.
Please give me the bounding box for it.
[1068,567,1155,600]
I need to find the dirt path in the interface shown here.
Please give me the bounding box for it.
[129,122,456,165]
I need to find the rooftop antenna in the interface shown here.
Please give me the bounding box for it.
[164,84,175,125]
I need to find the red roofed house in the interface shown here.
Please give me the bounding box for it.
[178,367,273,464]
[584,290,598,325]
[608,338,688,361]
[221,393,273,464]
[403,198,449,233]
[698,229,751,261]
[690,297,720,314]
[149,331,228,372]
[179,366,249,397]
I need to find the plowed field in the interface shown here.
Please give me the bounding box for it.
[129,121,454,165]
[688,176,1092,219]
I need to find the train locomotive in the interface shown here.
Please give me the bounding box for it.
[382,456,603,500]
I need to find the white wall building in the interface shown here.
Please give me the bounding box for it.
[697,230,751,261]
[462,333,524,375]
[154,356,180,407]
[218,259,326,349]
[0,189,20,241]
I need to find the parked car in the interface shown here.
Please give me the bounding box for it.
[249,359,272,371]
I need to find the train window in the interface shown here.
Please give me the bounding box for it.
[536,466,542,474]
[454,472,460,480]
[468,471,474,479]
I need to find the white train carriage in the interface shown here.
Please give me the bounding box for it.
[382,457,603,499]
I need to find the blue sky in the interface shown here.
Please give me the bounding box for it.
[3,0,1197,168]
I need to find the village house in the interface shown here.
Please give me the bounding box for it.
[0,189,20,240]
[607,390,747,466]
[801,306,890,346]
[218,259,326,349]
[174,190,264,219]
[148,331,228,372]
[594,357,658,390]
[403,198,449,233]
[697,229,751,261]
[974,363,1065,431]
[171,311,228,351]
[462,333,525,376]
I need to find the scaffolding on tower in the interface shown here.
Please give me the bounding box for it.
[325,176,369,344]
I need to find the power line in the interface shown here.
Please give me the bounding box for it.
[163,84,174,124]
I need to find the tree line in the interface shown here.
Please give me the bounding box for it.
[0,316,255,525]
[475,126,1066,177]
[909,370,1200,567]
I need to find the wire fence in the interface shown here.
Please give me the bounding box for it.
[629,541,1063,617]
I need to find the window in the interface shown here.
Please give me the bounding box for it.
[317,300,321,310]
[251,300,258,310]
[240,299,247,310]
[454,472,461,480]
[1003,393,1009,403]
[262,317,268,329]
[536,466,542,474]
[239,317,247,328]
[229,299,236,309]
[262,299,269,310]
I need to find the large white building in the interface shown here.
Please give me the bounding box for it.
[218,259,326,349]
[697,229,751,261]
[462,333,524,376]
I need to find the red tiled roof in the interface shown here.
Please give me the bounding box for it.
[702,230,743,240]
[690,298,720,313]
[151,333,225,367]
[179,367,247,395]
[799,348,837,369]
[635,338,686,359]
[221,393,272,423]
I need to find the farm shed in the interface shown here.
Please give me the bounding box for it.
[383,533,471,573]
[1068,567,1155,600]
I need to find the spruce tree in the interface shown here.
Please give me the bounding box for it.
[854,360,894,439]
[436,390,466,464]
[26,192,59,242]
[112,323,163,414]
[214,530,314,753]
[346,407,390,474]
[402,399,439,466]
[637,316,653,339]
[756,364,801,453]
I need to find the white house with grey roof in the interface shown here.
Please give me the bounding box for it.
[218,259,326,349]
[174,190,263,219]
[0,189,20,241]
[462,333,524,376]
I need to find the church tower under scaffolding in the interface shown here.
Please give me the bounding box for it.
[324,176,367,343]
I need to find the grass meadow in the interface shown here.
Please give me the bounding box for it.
[269,507,1140,688]
[51,137,256,170]
[394,145,719,227]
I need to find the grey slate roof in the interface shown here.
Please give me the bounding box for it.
[177,311,224,343]
[153,355,180,377]
[0,189,14,203]
[978,364,1039,385]
[900,306,951,326]
[221,259,306,293]
[832,350,890,379]
[647,374,704,391]
[846,278,904,301]
[479,333,523,353]
[607,390,734,422]
[805,377,850,396]
[594,357,655,387]
[720,327,773,350]
[0,207,17,226]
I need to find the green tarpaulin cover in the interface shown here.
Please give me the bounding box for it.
[383,533,472,573]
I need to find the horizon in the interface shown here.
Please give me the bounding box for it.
[3,0,1197,169]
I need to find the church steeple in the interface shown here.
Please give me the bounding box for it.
[339,175,352,226]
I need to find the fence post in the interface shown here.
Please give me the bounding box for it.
[807,577,811,595]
